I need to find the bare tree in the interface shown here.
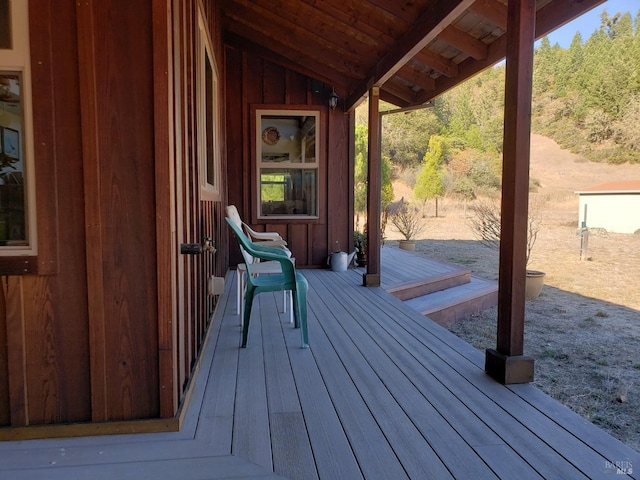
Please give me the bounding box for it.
[388,198,426,241]
[468,197,541,267]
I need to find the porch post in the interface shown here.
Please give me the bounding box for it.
[364,87,381,287]
[485,0,535,384]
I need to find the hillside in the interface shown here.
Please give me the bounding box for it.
[392,133,640,226]
[529,133,640,225]
[530,133,640,191]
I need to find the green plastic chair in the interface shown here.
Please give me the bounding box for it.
[226,217,309,349]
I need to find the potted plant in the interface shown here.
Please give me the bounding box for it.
[354,230,367,266]
[387,198,425,251]
[468,198,544,300]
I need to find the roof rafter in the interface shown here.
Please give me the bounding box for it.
[383,78,424,105]
[423,0,606,104]
[415,49,458,78]
[397,64,436,92]
[224,33,351,92]
[224,2,369,78]
[379,89,411,108]
[469,0,508,29]
[346,0,475,110]
[222,0,608,110]
[439,25,488,60]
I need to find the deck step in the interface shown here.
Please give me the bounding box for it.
[404,276,498,327]
[387,268,471,301]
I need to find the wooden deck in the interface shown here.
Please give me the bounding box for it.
[376,246,498,326]
[1,252,638,479]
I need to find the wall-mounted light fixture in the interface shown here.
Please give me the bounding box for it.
[328,86,339,110]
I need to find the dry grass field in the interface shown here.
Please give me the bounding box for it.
[385,134,640,451]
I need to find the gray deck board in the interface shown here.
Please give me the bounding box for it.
[309,270,488,479]
[303,295,410,479]
[270,412,318,480]
[346,277,591,479]
[509,383,640,467]
[1,247,637,479]
[283,326,363,480]
[404,276,496,312]
[330,264,634,479]
[315,270,535,478]
[196,311,239,452]
[308,276,453,479]
[234,296,273,470]
[1,455,286,480]
[377,246,467,290]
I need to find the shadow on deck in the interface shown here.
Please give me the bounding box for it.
[1,258,638,479]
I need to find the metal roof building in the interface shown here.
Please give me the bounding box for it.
[576,181,640,234]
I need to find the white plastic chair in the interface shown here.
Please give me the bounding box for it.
[225,205,293,324]
[225,205,288,249]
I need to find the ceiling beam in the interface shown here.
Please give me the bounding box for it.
[366,0,423,24]
[302,0,407,41]
[345,0,475,111]
[224,33,350,92]
[415,49,458,78]
[379,88,412,108]
[439,25,488,60]
[469,0,508,30]
[397,64,436,92]
[420,0,606,105]
[224,2,369,78]
[381,80,421,106]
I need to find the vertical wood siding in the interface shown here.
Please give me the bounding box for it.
[168,0,226,414]
[76,0,159,422]
[0,0,93,427]
[224,48,351,268]
[0,0,226,432]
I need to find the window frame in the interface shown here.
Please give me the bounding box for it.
[0,0,37,258]
[196,4,221,202]
[253,107,322,221]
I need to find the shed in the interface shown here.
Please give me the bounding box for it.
[576,180,640,234]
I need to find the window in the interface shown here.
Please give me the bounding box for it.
[0,0,36,255]
[256,109,319,219]
[0,0,11,49]
[0,73,26,246]
[197,6,220,200]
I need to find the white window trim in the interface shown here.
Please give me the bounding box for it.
[197,5,221,200]
[0,0,37,256]
[255,108,320,220]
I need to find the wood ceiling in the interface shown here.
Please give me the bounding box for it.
[222,0,605,110]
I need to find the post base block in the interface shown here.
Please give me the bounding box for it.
[485,349,534,384]
[362,273,380,287]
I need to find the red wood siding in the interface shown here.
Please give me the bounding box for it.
[76,0,159,421]
[0,0,226,434]
[224,48,352,268]
[165,0,227,415]
[0,0,93,427]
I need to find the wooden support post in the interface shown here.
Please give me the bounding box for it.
[364,87,381,287]
[485,0,536,384]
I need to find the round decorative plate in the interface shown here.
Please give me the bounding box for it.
[262,126,281,145]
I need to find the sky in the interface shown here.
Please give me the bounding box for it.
[542,0,638,48]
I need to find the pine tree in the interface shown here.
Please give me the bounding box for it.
[414,136,446,217]
[354,124,394,226]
